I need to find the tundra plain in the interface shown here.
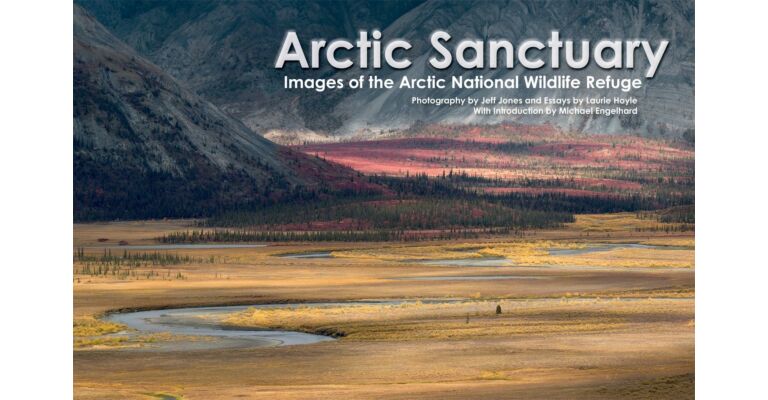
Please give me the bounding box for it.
[74,215,694,399]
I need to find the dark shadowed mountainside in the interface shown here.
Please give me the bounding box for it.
[74,4,380,220]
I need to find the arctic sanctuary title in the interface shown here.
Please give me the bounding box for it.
[275,30,669,78]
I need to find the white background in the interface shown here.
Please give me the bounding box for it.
[695,1,768,398]
[1,1,766,398]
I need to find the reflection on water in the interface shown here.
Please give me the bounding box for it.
[279,251,333,259]
[547,243,687,256]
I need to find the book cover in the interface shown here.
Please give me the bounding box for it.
[73,1,695,398]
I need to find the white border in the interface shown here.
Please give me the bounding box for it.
[1,1,73,398]
[697,1,768,398]
[2,0,768,398]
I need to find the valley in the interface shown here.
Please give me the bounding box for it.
[73,215,693,399]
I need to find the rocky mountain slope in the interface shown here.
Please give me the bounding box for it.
[74,4,376,220]
[77,0,693,141]
[335,0,694,136]
[77,0,424,137]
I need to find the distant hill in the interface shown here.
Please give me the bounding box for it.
[74,4,379,220]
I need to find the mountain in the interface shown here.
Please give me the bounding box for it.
[77,0,693,141]
[74,4,377,220]
[76,0,425,139]
[334,0,694,136]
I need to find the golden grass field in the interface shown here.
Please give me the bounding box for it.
[73,214,694,399]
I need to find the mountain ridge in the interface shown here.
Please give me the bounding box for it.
[74,4,379,220]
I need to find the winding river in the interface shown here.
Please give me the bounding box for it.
[104,300,455,351]
[547,243,688,256]
[105,304,334,351]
